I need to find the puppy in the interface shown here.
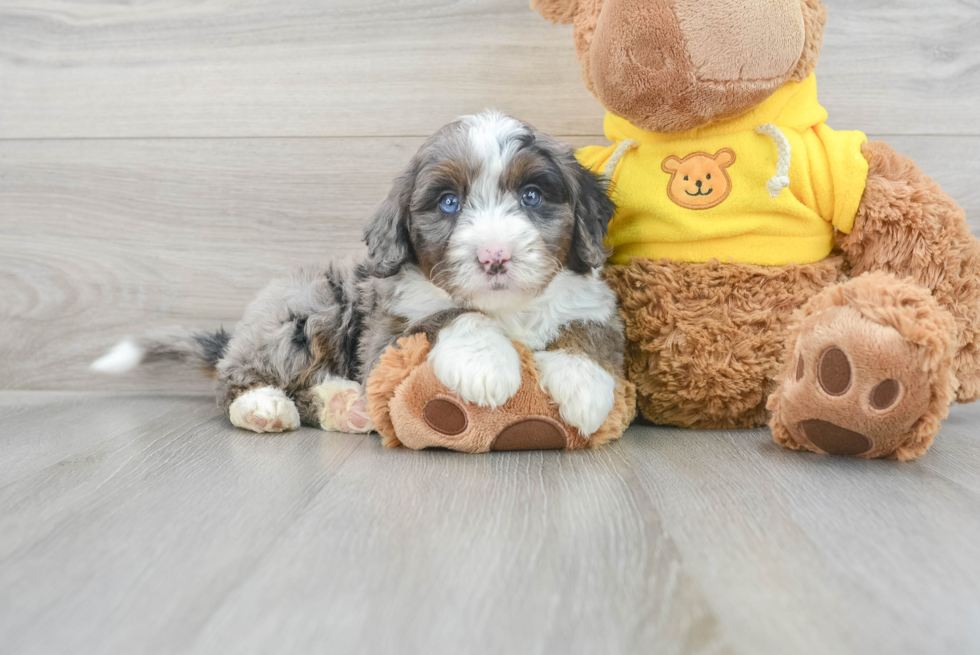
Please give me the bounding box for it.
[92,111,625,438]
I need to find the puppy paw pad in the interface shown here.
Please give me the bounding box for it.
[315,381,373,434]
[229,387,300,434]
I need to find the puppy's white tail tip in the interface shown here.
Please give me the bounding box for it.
[90,339,145,374]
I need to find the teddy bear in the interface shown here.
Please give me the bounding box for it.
[531,0,980,460]
[366,333,636,452]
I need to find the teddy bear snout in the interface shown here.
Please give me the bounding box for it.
[582,0,819,134]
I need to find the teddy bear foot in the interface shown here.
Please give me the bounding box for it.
[421,397,568,451]
[366,333,637,453]
[768,273,958,461]
[394,385,587,453]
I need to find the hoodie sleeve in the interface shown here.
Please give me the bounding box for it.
[812,124,869,234]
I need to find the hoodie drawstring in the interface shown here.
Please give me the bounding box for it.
[602,139,639,183]
[755,123,792,198]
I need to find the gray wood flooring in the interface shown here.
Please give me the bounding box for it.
[2,0,978,138]
[0,393,978,655]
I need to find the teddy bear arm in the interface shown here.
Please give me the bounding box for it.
[839,140,980,402]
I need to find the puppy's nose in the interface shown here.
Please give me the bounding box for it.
[478,245,512,275]
[695,180,703,188]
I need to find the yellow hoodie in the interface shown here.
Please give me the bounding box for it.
[577,74,869,266]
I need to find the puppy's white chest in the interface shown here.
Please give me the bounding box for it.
[387,267,617,351]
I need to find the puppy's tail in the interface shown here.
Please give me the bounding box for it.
[90,327,230,376]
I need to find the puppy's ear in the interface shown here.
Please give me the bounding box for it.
[568,161,616,273]
[363,162,418,277]
[530,0,581,23]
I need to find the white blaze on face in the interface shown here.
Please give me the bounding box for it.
[446,111,554,307]
[462,110,525,209]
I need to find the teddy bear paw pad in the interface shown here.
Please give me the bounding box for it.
[770,302,943,459]
[490,418,567,451]
[797,419,872,457]
[422,398,468,435]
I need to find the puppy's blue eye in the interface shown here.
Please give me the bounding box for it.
[439,193,461,214]
[520,185,543,208]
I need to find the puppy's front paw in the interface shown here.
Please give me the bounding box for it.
[535,351,615,437]
[428,314,521,408]
[229,386,301,433]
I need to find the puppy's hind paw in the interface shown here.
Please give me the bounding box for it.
[229,386,301,434]
[313,380,372,433]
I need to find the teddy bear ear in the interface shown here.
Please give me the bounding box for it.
[661,156,682,174]
[790,0,828,82]
[714,149,736,168]
[530,0,581,24]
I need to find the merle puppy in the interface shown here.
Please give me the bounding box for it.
[93,111,625,438]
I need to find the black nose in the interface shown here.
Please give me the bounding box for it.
[695,180,703,188]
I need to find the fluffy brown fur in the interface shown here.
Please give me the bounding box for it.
[791,0,828,82]
[606,256,843,429]
[367,334,636,452]
[842,141,980,404]
[365,333,431,448]
[531,0,583,24]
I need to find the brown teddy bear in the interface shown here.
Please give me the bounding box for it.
[532,0,980,460]
[367,333,636,452]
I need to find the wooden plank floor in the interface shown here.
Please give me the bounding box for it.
[1,392,978,655]
[2,0,978,138]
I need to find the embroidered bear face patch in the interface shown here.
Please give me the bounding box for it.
[662,149,736,210]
